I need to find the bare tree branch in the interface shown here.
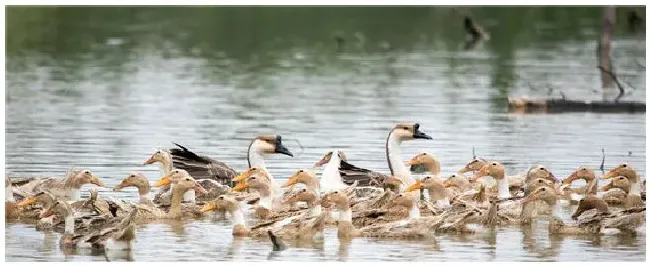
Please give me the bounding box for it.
[597,65,625,102]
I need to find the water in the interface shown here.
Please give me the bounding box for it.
[4,6,646,261]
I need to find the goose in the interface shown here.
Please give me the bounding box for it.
[17,169,106,201]
[385,123,432,187]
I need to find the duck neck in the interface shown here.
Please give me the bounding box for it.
[408,203,421,219]
[497,176,511,199]
[337,207,352,222]
[550,201,561,217]
[70,188,81,201]
[322,152,346,192]
[386,131,413,185]
[64,214,75,234]
[183,190,196,203]
[424,161,441,176]
[258,189,273,210]
[308,203,323,217]
[169,188,185,217]
[5,185,14,202]
[230,207,246,227]
[159,157,172,177]
[138,184,152,204]
[630,181,641,196]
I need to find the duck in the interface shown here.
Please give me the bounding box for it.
[143,149,173,177]
[153,169,201,204]
[265,188,325,241]
[561,166,598,203]
[571,195,645,235]
[601,175,644,208]
[201,194,309,238]
[602,163,643,199]
[6,177,20,220]
[39,200,137,250]
[113,172,155,207]
[315,150,388,187]
[17,169,106,201]
[322,191,478,240]
[150,173,208,219]
[522,186,600,235]
[317,150,349,193]
[442,173,473,196]
[232,170,280,219]
[405,152,441,176]
[471,162,513,200]
[457,158,488,175]
[406,177,451,209]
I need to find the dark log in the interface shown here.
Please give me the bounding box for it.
[508,97,645,114]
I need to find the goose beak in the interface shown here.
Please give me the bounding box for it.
[17,196,37,207]
[154,175,172,187]
[412,127,432,140]
[232,183,249,192]
[275,141,293,157]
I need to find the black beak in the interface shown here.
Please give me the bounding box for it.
[274,136,294,157]
[412,123,432,140]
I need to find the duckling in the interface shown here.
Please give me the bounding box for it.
[405,152,441,176]
[113,172,155,207]
[17,169,106,201]
[561,166,598,203]
[601,175,644,208]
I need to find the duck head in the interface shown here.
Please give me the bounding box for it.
[314,150,347,167]
[64,170,106,189]
[283,169,318,188]
[405,152,441,174]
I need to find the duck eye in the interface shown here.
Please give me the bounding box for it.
[622,164,627,168]
[218,196,224,200]
[130,175,135,178]
[185,178,191,181]
[251,167,257,170]
[250,177,256,180]
[402,127,409,130]
[540,167,545,170]
[333,191,339,194]
[540,188,546,192]
[492,163,497,166]
[299,170,304,173]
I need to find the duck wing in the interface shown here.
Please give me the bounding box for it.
[339,160,387,187]
[169,143,237,186]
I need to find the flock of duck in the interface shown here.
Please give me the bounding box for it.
[4,122,647,254]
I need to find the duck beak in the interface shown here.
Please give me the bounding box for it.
[39,207,54,219]
[471,165,489,181]
[143,156,156,165]
[200,201,217,213]
[562,172,578,185]
[406,180,423,192]
[282,175,298,188]
[154,175,172,187]
[600,181,613,192]
[17,196,37,207]
[404,157,420,167]
[232,182,249,192]
[314,158,328,168]
[232,171,251,182]
[522,194,537,205]
[457,166,472,174]
[113,179,129,191]
[194,183,209,195]
[443,179,453,188]
[90,176,106,187]
[602,169,618,179]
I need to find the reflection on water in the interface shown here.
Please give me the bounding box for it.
[5,6,646,261]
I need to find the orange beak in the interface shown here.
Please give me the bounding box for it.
[600,181,614,192]
[406,179,423,192]
[404,157,420,167]
[90,176,106,188]
[602,169,618,179]
[154,174,172,187]
[314,158,328,168]
[232,170,252,182]
[562,171,579,185]
[457,166,472,174]
[200,201,217,213]
[232,182,249,192]
[283,174,298,188]
[17,196,37,207]
[39,207,54,219]
[113,179,130,191]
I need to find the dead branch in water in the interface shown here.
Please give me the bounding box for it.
[597,65,626,102]
[600,148,606,172]
[472,146,476,159]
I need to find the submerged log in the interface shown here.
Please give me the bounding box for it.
[508,97,646,114]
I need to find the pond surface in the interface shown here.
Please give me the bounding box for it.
[4,6,646,261]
